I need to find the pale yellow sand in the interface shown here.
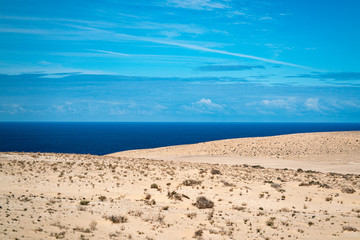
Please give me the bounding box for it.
[1,131,359,239]
[108,131,360,174]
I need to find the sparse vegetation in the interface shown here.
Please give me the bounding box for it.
[80,200,90,206]
[325,196,333,201]
[342,226,358,232]
[341,187,356,194]
[150,183,158,189]
[104,215,128,224]
[1,146,360,240]
[98,196,107,201]
[210,169,221,175]
[266,217,276,228]
[183,179,202,186]
[194,196,214,209]
[194,229,203,238]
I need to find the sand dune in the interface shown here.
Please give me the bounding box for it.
[108,131,360,174]
[1,131,359,239]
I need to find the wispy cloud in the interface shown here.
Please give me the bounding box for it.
[0,20,308,68]
[247,98,297,112]
[88,49,129,56]
[0,104,27,114]
[247,97,329,115]
[262,99,293,109]
[183,98,224,114]
[0,15,114,28]
[149,39,308,68]
[124,21,206,36]
[259,16,274,21]
[163,0,229,10]
[196,64,265,71]
[287,72,360,81]
[48,50,225,65]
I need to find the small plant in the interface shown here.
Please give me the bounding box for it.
[73,226,91,233]
[232,206,246,211]
[151,183,159,189]
[342,226,358,232]
[183,179,202,186]
[308,221,314,226]
[186,212,197,219]
[266,217,276,228]
[271,183,281,189]
[51,231,66,239]
[98,196,107,201]
[80,200,90,206]
[341,188,356,194]
[168,191,182,201]
[194,196,214,209]
[325,196,333,201]
[221,180,235,187]
[210,169,221,175]
[104,215,128,224]
[194,230,203,237]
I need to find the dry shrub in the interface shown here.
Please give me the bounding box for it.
[104,215,128,224]
[341,188,356,194]
[343,226,358,232]
[194,196,214,209]
[210,169,221,175]
[183,179,202,186]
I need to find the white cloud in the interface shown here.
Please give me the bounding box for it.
[248,97,331,115]
[246,97,298,114]
[259,16,273,21]
[154,104,168,110]
[183,98,224,114]
[164,0,228,10]
[305,98,320,111]
[259,98,297,110]
[0,104,27,114]
[262,99,288,107]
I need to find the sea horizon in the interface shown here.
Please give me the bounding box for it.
[1,122,360,155]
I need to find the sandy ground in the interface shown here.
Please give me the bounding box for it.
[0,131,359,239]
[108,131,360,174]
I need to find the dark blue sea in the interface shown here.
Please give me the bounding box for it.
[0,122,360,155]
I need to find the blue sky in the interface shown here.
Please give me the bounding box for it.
[0,0,359,122]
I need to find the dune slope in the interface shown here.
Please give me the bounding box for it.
[108,131,360,173]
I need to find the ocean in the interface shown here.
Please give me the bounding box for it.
[0,122,360,155]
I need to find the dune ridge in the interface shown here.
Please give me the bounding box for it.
[108,131,360,174]
[108,131,360,159]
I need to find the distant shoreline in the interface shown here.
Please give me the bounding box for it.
[1,122,360,155]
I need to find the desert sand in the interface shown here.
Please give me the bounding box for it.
[0,131,359,239]
[108,131,360,174]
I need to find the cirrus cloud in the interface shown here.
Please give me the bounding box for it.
[196,64,265,72]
